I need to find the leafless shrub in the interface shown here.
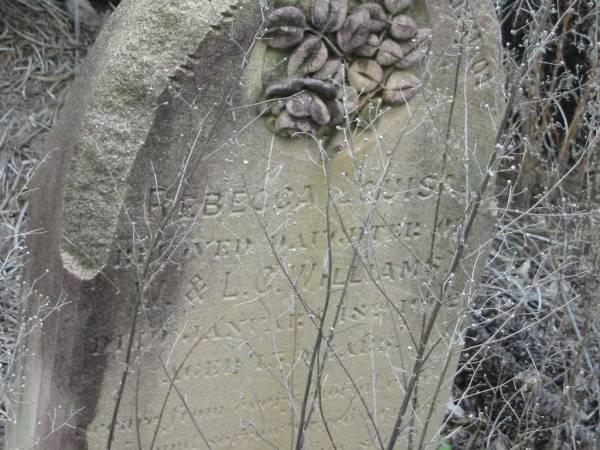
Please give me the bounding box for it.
[447,1,600,448]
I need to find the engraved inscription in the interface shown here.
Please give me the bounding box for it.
[146,175,465,221]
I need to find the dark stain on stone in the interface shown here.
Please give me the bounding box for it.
[17,2,263,449]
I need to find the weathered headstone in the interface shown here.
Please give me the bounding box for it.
[8,0,504,449]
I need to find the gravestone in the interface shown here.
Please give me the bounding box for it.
[7,0,504,449]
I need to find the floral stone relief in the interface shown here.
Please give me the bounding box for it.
[259,0,431,145]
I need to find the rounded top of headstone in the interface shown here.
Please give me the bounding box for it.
[55,0,248,278]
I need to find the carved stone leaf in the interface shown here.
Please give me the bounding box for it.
[348,59,383,93]
[286,92,313,117]
[355,33,382,57]
[354,44,378,57]
[275,111,297,134]
[303,78,338,100]
[265,78,306,98]
[382,71,422,105]
[276,111,316,136]
[314,58,343,82]
[310,95,331,125]
[376,39,405,66]
[390,15,418,40]
[295,118,317,133]
[331,85,359,123]
[356,3,387,33]
[326,99,344,125]
[262,1,426,139]
[337,85,360,114]
[260,99,285,116]
[263,7,307,49]
[395,29,431,69]
[368,34,382,46]
[396,46,428,69]
[311,0,348,33]
[336,10,370,53]
[383,0,412,14]
[288,37,328,76]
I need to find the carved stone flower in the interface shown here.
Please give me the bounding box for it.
[260,0,431,140]
[262,78,360,137]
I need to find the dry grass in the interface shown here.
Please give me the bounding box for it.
[445,0,600,447]
[0,0,102,443]
[447,207,600,449]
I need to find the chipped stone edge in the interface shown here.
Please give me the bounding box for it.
[58,0,246,280]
